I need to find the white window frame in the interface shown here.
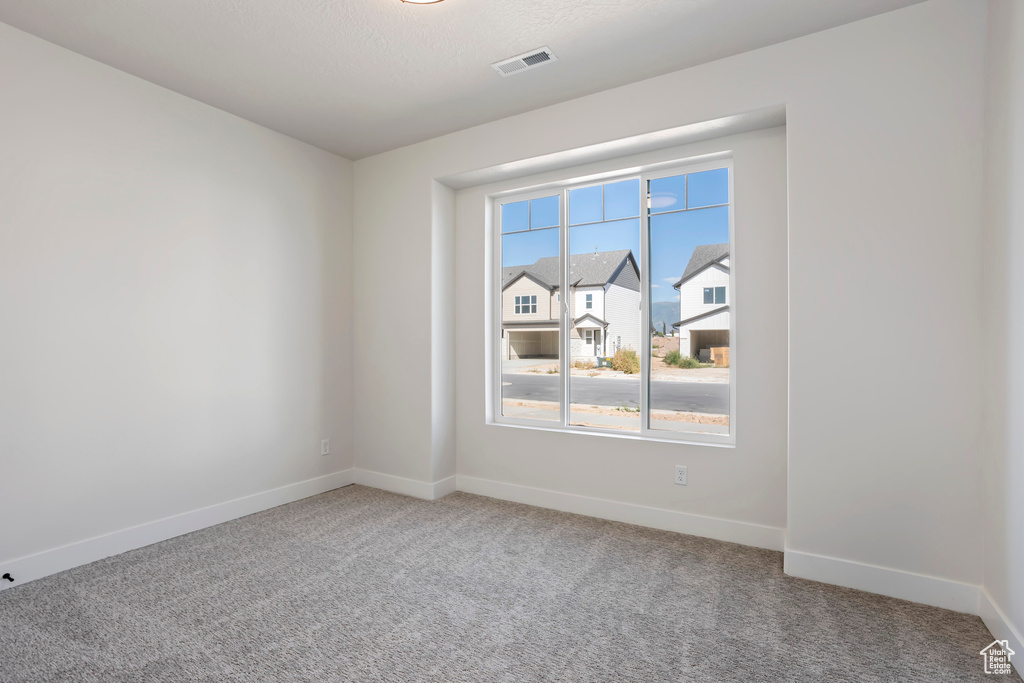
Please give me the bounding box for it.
[492,155,736,446]
[703,286,726,305]
[514,294,537,314]
[585,293,593,309]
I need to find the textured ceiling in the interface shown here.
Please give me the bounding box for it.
[0,0,923,159]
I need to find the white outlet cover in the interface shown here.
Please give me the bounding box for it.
[674,465,688,485]
[321,439,330,456]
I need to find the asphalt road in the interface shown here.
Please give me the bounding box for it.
[501,373,729,414]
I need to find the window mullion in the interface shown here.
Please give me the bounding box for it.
[559,188,569,427]
[639,178,651,437]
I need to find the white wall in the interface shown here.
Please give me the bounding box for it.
[353,0,988,604]
[573,286,605,323]
[682,309,730,333]
[431,181,456,483]
[603,283,640,355]
[982,0,1024,654]
[0,23,354,571]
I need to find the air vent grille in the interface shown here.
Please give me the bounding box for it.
[522,52,551,66]
[492,47,557,77]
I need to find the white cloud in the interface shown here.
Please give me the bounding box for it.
[651,284,660,288]
[662,277,677,283]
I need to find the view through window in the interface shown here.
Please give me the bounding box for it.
[497,161,732,440]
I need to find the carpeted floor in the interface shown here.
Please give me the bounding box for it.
[0,485,1015,682]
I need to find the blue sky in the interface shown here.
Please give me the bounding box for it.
[502,169,729,303]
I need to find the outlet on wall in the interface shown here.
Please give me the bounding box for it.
[674,465,688,486]
[321,439,329,456]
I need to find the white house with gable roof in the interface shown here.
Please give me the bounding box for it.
[672,243,730,361]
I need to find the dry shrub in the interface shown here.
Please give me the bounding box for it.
[612,348,640,374]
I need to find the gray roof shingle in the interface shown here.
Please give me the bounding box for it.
[673,243,729,288]
[502,250,634,290]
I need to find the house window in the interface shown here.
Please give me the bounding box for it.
[703,286,726,304]
[495,159,733,443]
[514,295,537,314]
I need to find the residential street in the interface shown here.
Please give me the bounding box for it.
[501,373,729,414]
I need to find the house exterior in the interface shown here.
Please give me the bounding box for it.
[501,250,640,361]
[672,243,730,361]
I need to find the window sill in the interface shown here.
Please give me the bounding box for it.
[487,418,736,448]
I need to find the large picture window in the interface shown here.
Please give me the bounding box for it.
[494,159,734,442]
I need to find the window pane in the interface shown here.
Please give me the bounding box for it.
[531,195,560,229]
[568,215,641,432]
[502,200,529,233]
[687,168,729,208]
[604,178,640,220]
[569,185,603,225]
[649,174,685,214]
[648,184,730,437]
[501,226,558,268]
[501,225,560,422]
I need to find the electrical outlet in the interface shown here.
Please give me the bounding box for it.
[674,465,688,486]
[320,439,329,456]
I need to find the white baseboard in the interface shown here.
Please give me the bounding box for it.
[353,469,456,501]
[980,586,1023,672]
[433,474,458,498]
[0,469,354,592]
[455,475,785,551]
[784,548,981,614]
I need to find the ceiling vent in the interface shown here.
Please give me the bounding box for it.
[491,47,558,77]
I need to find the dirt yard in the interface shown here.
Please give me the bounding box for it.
[512,348,730,383]
[651,336,679,355]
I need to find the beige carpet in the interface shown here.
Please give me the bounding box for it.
[0,485,1014,682]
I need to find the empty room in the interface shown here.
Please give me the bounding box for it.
[1,0,1022,680]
